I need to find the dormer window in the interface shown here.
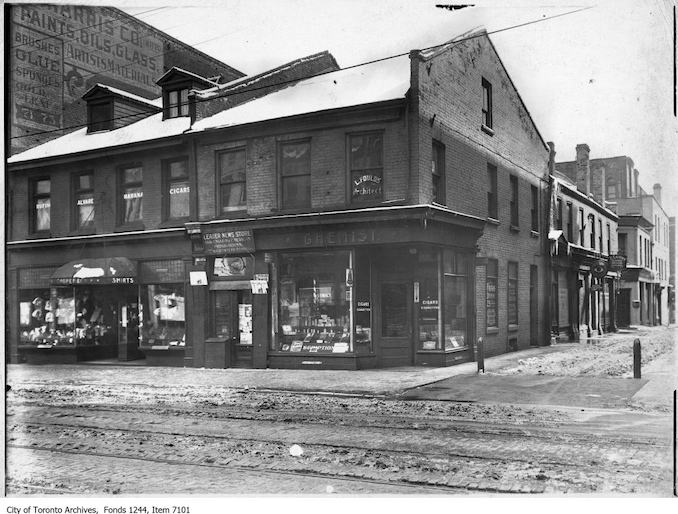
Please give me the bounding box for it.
[167,88,189,118]
[88,101,112,132]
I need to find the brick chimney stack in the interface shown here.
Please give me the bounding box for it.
[653,183,662,204]
[547,142,556,175]
[575,144,591,195]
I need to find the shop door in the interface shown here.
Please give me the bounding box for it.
[213,289,253,368]
[377,281,413,367]
[617,288,631,327]
[118,288,142,362]
[529,265,538,346]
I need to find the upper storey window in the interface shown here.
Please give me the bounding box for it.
[350,132,383,203]
[119,165,143,225]
[432,140,445,205]
[88,102,112,132]
[218,149,247,214]
[481,78,493,130]
[74,172,95,230]
[31,178,51,233]
[167,88,189,118]
[280,141,311,210]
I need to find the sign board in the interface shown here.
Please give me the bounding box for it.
[591,260,608,279]
[213,256,252,278]
[202,229,255,255]
[608,255,627,271]
[189,271,208,286]
[250,279,268,294]
[590,284,603,292]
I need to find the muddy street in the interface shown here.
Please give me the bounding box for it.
[6,376,673,496]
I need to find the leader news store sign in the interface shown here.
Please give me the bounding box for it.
[10,5,164,151]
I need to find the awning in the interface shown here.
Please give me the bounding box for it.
[51,257,137,285]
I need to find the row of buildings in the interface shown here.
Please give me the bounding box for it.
[5,6,674,369]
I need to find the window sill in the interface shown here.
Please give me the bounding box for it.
[530,230,540,238]
[215,210,248,220]
[27,231,52,239]
[508,324,519,332]
[486,327,499,335]
[509,224,520,233]
[481,124,495,136]
[486,217,500,226]
[114,222,145,232]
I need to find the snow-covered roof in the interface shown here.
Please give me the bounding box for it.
[8,55,410,165]
[190,54,411,133]
[8,114,190,164]
[552,175,618,220]
[84,83,162,108]
[156,66,219,87]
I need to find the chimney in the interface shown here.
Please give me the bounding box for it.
[547,141,556,175]
[575,144,591,195]
[653,183,662,204]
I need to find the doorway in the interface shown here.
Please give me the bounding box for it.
[213,289,253,367]
[377,280,413,367]
[617,288,631,327]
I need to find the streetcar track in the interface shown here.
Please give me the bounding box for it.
[8,416,667,472]
[6,443,481,494]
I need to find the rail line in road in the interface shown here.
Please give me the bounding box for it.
[6,402,673,495]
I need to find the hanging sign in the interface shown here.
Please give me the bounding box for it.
[201,229,254,255]
[608,255,627,271]
[591,259,608,279]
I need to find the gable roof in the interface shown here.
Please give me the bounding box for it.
[82,83,162,109]
[155,67,220,88]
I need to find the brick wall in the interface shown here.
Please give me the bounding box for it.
[411,33,551,355]
[8,141,190,241]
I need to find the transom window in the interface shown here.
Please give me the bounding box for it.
[218,149,247,214]
[167,88,189,118]
[164,158,190,220]
[280,141,311,210]
[350,133,383,203]
[31,178,51,232]
[120,165,143,224]
[74,172,94,229]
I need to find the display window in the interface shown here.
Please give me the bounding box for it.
[19,287,117,347]
[212,290,252,344]
[417,249,440,350]
[353,248,372,353]
[139,284,186,347]
[443,250,471,350]
[277,251,351,353]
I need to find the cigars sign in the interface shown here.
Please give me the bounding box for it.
[10,4,164,152]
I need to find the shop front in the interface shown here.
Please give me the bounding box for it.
[186,205,484,370]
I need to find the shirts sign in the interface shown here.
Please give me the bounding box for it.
[202,229,254,255]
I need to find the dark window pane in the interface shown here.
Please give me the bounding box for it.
[168,160,188,179]
[219,150,246,178]
[381,283,408,337]
[282,175,310,209]
[123,167,142,184]
[35,179,50,195]
[221,182,246,212]
[90,103,110,131]
[78,174,92,190]
[281,142,310,176]
[350,134,382,169]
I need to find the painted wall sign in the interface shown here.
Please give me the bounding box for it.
[608,255,627,271]
[201,229,255,255]
[10,4,164,153]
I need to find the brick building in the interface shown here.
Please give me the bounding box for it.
[6,29,551,368]
[557,152,671,327]
[549,144,619,340]
[7,3,244,155]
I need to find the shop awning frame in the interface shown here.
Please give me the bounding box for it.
[51,257,137,285]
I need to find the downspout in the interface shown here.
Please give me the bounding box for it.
[544,142,556,345]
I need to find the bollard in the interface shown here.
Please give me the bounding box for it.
[633,338,641,379]
[477,337,485,374]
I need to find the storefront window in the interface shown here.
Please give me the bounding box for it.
[486,259,498,329]
[139,284,185,347]
[443,250,470,350]
[278,251,351,353]
[19,287,117,347]
[354,249,372,353]
[417,249,440,350]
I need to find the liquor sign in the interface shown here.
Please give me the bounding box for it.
[608,255,627,272]
[202,229,255,255]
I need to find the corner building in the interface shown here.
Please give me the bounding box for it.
[7,30,550,369]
